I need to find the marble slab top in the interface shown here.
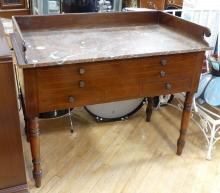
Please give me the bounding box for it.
[18,24,211,68]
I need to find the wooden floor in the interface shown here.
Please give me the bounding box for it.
[21,104,220,193]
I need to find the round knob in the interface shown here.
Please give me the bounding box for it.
[79,80,85,88]
[79,68,85,75]
[160,71,166,77]
[68,96,75,103]
[168,0,175,4]
[165,83,172,90]
[160,59,167,66]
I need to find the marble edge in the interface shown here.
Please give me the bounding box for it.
[16,47,212,69]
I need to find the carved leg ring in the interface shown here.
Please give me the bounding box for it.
[29,117,42,187]
[177,92,194,155]
[146,97,154,122]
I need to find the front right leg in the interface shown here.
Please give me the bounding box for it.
[29,117,42,187]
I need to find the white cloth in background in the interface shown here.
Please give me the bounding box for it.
[183,0,220,9]
[0,18,13,34]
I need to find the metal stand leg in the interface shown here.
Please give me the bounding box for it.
[191,102,220,160]
[207,128,215,160]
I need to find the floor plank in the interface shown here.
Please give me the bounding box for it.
[21,105,220,193]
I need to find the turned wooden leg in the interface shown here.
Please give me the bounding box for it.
[29,117,42,187]
[146,97,154,122]
[177,92,194,155]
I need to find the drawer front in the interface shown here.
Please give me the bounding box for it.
[36,53,198,112]
[141,78,192,97]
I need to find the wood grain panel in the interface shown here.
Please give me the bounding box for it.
[141,78,192,96]
[0,60,27,191]
[14,11,158,31]
[23,68,39,117]
[0,18,28,193]
[36,53,199,112]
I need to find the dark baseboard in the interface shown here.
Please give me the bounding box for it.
[0,184,29,193]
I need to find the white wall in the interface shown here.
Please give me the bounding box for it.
[182,0,220,56]
[183,0,220,9]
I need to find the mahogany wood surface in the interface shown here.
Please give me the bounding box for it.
[0,0,26,9]
[33,52,200,113]
[0,0,29,18]
[11,12,210,187]
[0,8,29,18]
[13,11,158,31]
[159,11,211,40]
[0,20,28,192]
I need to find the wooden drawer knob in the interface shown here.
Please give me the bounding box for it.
[79,68,85,75]
[168,0,175,4]
[160,59,167,66]
[68,96,75,103]
[79,80,85,88]
[165,83,172,90]
[160,71,166,77]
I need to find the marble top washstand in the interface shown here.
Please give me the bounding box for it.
[11,11,211,68]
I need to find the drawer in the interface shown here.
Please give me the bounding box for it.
[36,53,198,112]
[141,78,192,96]
[37,52,196,85]
[37,78,141,112]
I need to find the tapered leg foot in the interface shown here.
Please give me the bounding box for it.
[29,117,42,187]
[177,133,186,155]
[33,164,42,187]
[146,97,154,122]
[177,92,194,155]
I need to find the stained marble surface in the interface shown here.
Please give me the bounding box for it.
[18,24,211,68]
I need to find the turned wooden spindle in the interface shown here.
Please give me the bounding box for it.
[177,92,194,155]
[29,117,42,187]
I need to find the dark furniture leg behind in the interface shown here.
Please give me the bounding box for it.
[146,97,154,122]
[20,89,30,142]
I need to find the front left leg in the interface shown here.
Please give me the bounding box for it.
[177,92,194,155]
[29,117,42,187]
